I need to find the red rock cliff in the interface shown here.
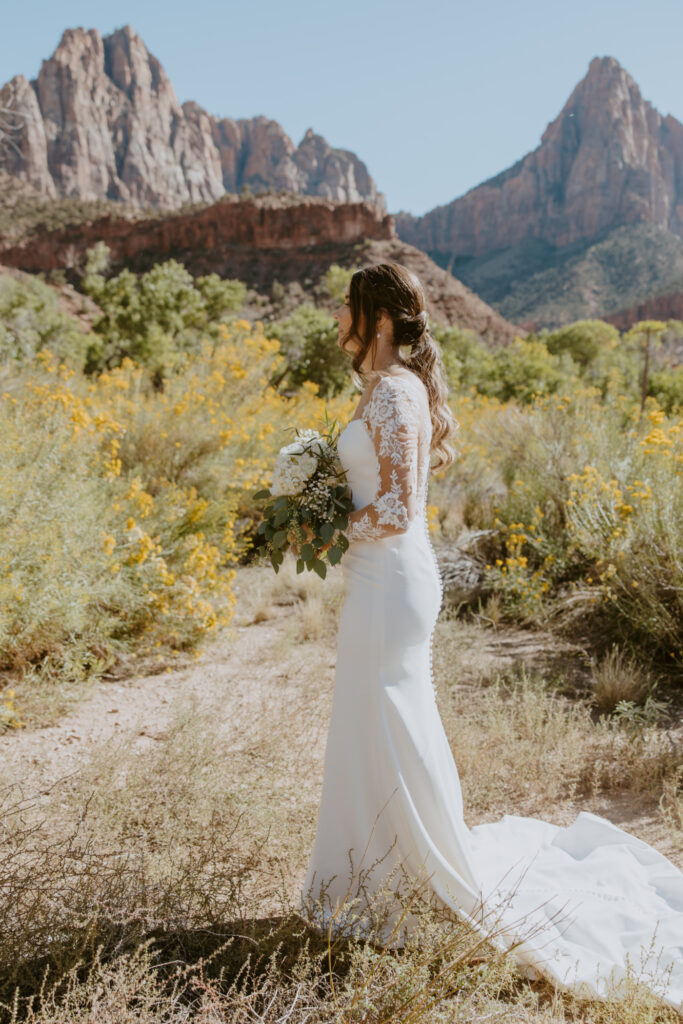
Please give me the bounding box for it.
[0,195,395,275]
[396,56,683,259]
[0,25,384,210]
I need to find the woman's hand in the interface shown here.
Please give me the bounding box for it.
[287,523,333,556]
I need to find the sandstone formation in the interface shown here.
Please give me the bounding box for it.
[396,56,683,261]
[602,291,683,332]
[0,194,394,275]
[0,25,383,210]
[0,194,520,347]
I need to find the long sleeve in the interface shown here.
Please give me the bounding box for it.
[346,376,422,542]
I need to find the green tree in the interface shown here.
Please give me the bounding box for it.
[545,319,620,367]
[622,320,670,415]
[81,245,247,373]
[264,304,350,398]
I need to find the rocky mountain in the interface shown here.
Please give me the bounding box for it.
[396,56,683,259]
[395,56,683,327]
[0,193,519,346]
[475,223,683,331]
[0,25,383,210]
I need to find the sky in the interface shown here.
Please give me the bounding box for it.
[3,0,682,216]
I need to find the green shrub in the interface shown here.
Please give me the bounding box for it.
[81,244,247,373]
[0,272,92,367]
[264,303,350,398]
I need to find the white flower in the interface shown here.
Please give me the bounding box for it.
[295,429,335,458]
[268,430,337,496]
[270,446,319,496]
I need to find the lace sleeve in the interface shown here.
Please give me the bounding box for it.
[346,375,422,542]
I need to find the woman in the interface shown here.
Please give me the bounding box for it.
[298,262,683,1011]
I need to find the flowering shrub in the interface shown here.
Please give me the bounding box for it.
[434,387,683,666]
[0,321,355,685]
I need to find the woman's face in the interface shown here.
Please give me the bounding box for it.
[333,290,362,357]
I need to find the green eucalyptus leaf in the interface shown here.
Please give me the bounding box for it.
[296,558,305,574]
[320,522,335,543]
[327,545,343,565]
[301,542,314,561]
[312,559,327,579]
[271,529,288,547]
[253,488,271,500]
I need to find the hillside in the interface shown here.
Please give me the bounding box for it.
[395,56,683,328]
[0,193,520,346]
[458,223,683,330]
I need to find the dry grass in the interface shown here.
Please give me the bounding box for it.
[0,564,681,1022]
[434,625,682,841]
[588,644,659,713]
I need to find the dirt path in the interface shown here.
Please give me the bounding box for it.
[1,565,680,880]
[1,603,313,801]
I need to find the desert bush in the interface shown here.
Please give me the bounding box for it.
[0,322,355,690]
[649,366,683,414]
[321,262,355,305]
[434,388,683,669]
[435,324,576,403]
[264,303,350,398]
[81,244,248,373]
[0,273,93,367]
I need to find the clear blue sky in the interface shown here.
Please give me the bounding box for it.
[4,0,682,216]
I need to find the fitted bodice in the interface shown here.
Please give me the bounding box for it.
[337,372,432,542]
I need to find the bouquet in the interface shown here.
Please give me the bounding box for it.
[252,413,352,578]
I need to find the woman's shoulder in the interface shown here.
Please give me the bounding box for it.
[367,368,425,399]
[363,370,428,424]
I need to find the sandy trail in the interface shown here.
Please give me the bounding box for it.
[1,568,680,879]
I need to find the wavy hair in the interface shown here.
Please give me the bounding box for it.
[342,261,459,472]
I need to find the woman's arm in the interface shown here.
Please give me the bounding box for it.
[345,376,421,542]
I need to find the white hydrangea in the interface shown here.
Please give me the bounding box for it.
[294,429,335,459]
[270,441,319,497]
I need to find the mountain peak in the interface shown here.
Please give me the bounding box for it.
[0,24,383,210]
[574,53,642,101]
[538,51,653,152]
[396,54,683,260]
[586,54,630,78]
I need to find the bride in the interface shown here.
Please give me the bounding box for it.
[297,261,683,1012]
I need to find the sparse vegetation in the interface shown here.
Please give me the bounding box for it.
[1,252,682,1021]
[446,221,683,328]
[0,569,680,1022]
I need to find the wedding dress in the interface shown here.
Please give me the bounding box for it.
[299,368,683,1012]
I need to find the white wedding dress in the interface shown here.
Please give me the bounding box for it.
[299,369,683,1012]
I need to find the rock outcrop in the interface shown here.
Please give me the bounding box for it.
[396,56,683,261]
[0,194,394,274]
[0,25,383,210]
[0,194,520,346]
[602,291,683,332]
